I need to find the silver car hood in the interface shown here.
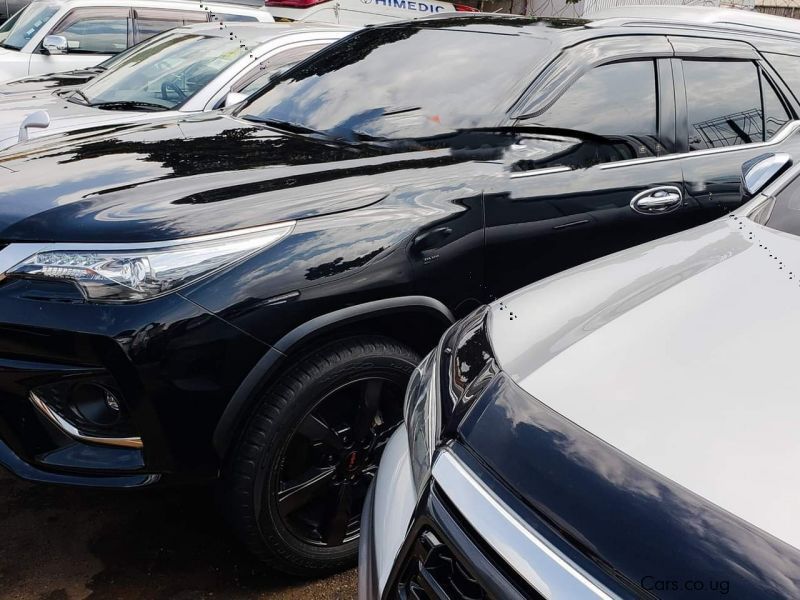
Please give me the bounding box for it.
[0,93,178,149]
[489,214,800,550]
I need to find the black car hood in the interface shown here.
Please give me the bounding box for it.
[0,113,442,243]
[459,373,800,599]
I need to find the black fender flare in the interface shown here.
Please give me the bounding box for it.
[213,295,455,456]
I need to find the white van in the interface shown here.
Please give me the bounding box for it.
[0,0,273,82]
[266,0,472,27]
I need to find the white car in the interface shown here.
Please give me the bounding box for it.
[0,21,349,149]
[266,0,474,27]
[361,152,800,599]
[0,0,273,83]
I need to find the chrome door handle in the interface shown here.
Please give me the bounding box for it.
[630,186,683,215]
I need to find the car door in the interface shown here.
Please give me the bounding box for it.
[485,36,710,299]
[671,37,800,216]
[27,7,131,76]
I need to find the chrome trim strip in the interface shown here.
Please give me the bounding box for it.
[432,450,616,600]
[510,166,572,179]
[598,121,800,171]
[30,392,143,450]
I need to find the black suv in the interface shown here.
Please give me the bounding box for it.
[2,13,800,576]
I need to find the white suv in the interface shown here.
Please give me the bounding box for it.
[0,0,273,82]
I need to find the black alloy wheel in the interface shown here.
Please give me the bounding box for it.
[277,375,404,547]
[223,336,420,576]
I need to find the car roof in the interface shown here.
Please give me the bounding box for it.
[32,0,270,13]
[587,6,800,38]
[381,10,800,47]
[172,21,354,44]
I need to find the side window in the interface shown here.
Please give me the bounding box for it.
[213,13,259,22]
[133,9,207,43]
[530,60,661,158]
[683,60,790,151]
[763,71,791,140]
[232,44,328,95]
[50,8,130,54]
[765,52,800,101]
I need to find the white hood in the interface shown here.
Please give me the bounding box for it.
[0,93,179,150]
[489,214,800,550]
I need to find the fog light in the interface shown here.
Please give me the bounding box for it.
[104,389,121,412]
[72,383,121,427]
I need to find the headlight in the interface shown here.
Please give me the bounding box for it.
[403,306,495,493]
[404,349,441,493]
[7,222,294,302]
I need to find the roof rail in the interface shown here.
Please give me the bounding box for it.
[587,6,800,38]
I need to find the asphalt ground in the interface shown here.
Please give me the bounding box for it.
[0,469,357,600]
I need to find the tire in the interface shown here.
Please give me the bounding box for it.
[222,335,420,577]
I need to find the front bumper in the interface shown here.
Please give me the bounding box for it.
[0,273,268,487]
[359,425,417,599]
[380,447,621,599]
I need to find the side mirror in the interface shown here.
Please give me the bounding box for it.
[18,110,51,143]
[741,152,792,201]
[42,35,68,55]
[224,92,248,108]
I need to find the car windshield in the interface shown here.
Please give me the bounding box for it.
[0,1,60,51]
[240,20,555,141]
[762,171,800,236]
[75,32,251,110]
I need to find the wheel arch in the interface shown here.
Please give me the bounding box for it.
[213,295,455,457]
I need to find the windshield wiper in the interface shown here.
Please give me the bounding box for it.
[91,101,169,112]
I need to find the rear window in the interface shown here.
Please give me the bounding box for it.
[766,52,800,101]
[683,60,791,150]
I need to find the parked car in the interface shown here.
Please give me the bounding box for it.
[0,30,177,96]
[2,10,800,577]
[0,0,272,83]
[265,0,474,27]
[0,0,29,24]
[0,22,349,150]
[360,150,800,599]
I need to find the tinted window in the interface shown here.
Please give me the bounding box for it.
[134,9,207,42]
[683,60,789,150]
[763,72,791,139]
[242,25,554,140]
[214,13,259,22]
[233,44,329,95]
[51,8,130,54]
[766,52,800,100]
[528,60,660,158]
[532,61,657,136]
[765,172,800,237]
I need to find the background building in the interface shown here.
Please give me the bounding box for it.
[466,0,800,21]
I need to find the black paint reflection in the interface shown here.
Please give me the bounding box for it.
[241,19,558,140]
[461,374,800,599]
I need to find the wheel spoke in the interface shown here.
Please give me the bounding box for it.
[353,379,383,442]
[296,413,344,451]
[278,466,336,518]
[322,483,354,546]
